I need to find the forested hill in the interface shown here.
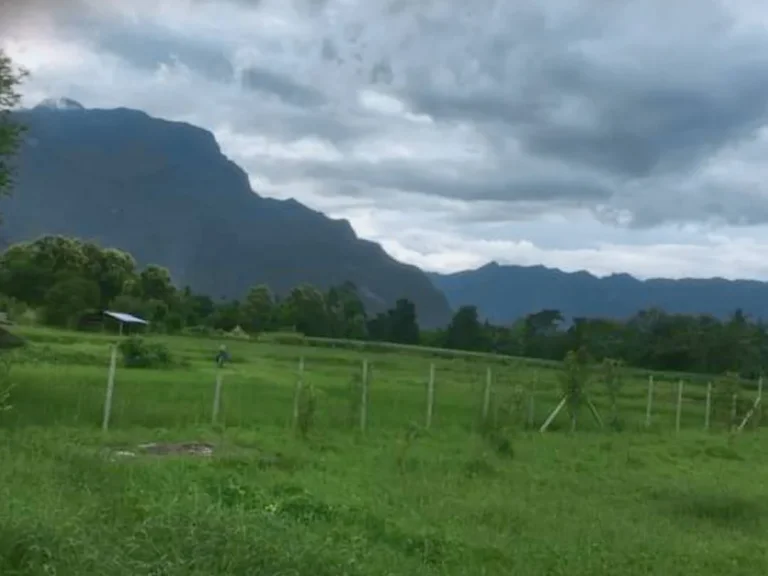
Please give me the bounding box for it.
[0,100,452,327]
[429,261,768,325]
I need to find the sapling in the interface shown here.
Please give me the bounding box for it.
[601,358,624,430]
[560,348,592,432]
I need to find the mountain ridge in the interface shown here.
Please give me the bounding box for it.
[429,261,768,325]
[1,100,453,327]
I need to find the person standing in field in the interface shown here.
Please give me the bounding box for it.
[215,344,229,368]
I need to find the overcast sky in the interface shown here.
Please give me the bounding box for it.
[4,0,768,279]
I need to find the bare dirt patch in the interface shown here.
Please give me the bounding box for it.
[109,441,215,459]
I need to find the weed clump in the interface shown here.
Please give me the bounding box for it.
[118,336,174,368]
[296,382,317,439]
[0,354,15,413]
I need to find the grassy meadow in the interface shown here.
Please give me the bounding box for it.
[1,326,767,575]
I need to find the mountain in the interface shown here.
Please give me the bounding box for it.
[429,261,768,325]
[1,100,452,327]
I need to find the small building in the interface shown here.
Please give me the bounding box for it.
[103,310,149,336]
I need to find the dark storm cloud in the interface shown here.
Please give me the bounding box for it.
[96,25,235,82]
[240,67,327,108]
[10,0,768,231]
[285,158,612,204]
[401,12,768,181]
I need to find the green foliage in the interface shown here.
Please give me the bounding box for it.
[367,298,419,344]
[0,354,14,412]
[561,348,592,432]
[714,372,743,429]
[5,234,768,384]
[242,284,276,333]
[118,336,174,369]
[602,358,625,429]
[444,305,487,351]
[0,293,27,322]
[296,382,317,439]
[0,50,27,207]
[346,371,363,429]
[43,276,101,328]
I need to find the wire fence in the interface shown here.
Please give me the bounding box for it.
[3,340,764,436]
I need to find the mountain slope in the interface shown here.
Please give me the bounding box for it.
[429,261,768,324]
[1,101,452,327]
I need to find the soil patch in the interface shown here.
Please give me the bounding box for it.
[109,441,215,459]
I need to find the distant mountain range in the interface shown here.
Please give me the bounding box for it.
[0,100,452,327]
[429,262,768,325]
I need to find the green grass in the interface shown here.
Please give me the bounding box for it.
[1,325,767,574]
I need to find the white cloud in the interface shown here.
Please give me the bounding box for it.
[5,0,768,280]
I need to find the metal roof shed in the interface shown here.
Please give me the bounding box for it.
[104,310,149,335]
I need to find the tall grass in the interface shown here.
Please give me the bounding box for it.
[1,326,767,575]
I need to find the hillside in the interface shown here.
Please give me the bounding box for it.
[429,261,768,324]
[0,100,452,327]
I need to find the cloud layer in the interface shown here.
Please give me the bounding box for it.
[5,0,768,279]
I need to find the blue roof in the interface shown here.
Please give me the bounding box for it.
[104,310,149,325]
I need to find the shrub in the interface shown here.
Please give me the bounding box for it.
[0,354,15,413]
[0,327,25,350]
[0,294,28,323]
[118,336,174,368]
[714,372,743,429]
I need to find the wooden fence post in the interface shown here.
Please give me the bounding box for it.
[292,357,304,430]
[675,380,683,435]
[212,370,224,425]
[705,381,712,431]
[426,363,435,429]
[101,344,118,432]
[360,359,369,432]
[482,367,492,423]
[645,375,654,428]
[736,377,764,433]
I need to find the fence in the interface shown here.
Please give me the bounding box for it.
[99,350,764,435]
[3,337,765,435]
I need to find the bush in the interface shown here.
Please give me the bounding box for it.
[0,354,15,413]
[0,327,25,350]
[118,336,174,368]
[0,294,28,323]
[296,382,317,439]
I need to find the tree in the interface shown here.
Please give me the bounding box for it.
[0,236,89,306]
[82,243,137,307]
[0,50,27,212]
[522,309,565,358]
[177,287,215,327]
[279,285,328,336]
[325,282,367,339]
[43,276,101,328]
[211,300,243,332]
[242,284,276,333]
[136,265,175,304]
[366,298,419,344]
[387,298,419,344]
[444,306,487,351]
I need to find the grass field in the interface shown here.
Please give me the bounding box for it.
[1,326,767,575]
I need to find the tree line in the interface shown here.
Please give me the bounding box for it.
[1,235,766,378]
